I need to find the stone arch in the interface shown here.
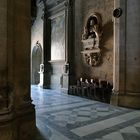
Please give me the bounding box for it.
[31,41,43,84]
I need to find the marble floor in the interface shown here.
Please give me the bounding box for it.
[31,85,140,140]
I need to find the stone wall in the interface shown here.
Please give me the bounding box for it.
[74,0,114,83]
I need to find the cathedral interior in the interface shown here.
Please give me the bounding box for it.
[0,0,140,140]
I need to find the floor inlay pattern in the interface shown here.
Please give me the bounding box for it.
[31,85,140,140]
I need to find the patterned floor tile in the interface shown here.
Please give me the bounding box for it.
[31,85,140,140]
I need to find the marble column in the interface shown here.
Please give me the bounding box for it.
[111,0,140,108]
[0,0,36,140]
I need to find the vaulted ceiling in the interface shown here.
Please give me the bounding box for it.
[31,0,37,25]
[31,0,66,24]
[38,0,65,9]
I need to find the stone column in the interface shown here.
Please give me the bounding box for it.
[66,0,75,87]
[0,0,36,140]
[0,1,13,139]
[42,1,51,89]
[111,0,140,108]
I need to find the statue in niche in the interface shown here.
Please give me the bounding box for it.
[36,40,41,48]
[81,13,103,66]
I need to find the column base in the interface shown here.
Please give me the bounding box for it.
[0,103,36,140]
[111,92,140,109]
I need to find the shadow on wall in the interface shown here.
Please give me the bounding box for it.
[101,20,113,50]
[31,41,43,85]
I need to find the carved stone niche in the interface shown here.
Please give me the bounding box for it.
[81,13,103,66]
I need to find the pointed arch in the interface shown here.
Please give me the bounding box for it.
[31,41,43,84]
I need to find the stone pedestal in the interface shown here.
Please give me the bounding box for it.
[38,71,44,87]
[38,64,44,87]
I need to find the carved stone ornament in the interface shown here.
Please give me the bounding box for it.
[81,12,103,66]
[39,64,44,73]
[113,8,123,18]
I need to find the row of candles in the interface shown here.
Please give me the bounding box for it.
[78,77,113,89]
[80,77,95,83]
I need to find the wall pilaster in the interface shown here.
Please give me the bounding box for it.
[111,0,140,108]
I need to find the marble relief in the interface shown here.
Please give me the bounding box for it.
[81,13,103,66]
